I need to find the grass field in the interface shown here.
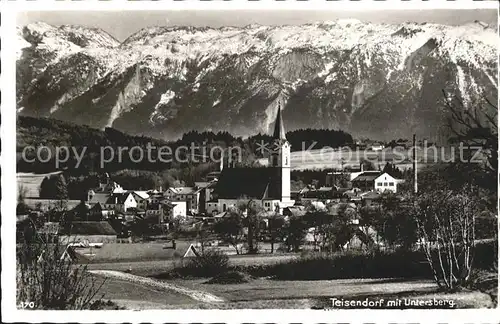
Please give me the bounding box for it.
[78,241,293,264]
[258,147,463,170]
[17,171,62,198]
[96,275,196,306]
[92,272,494,309]
[87,248,495,309]
[78,242,191,263]
[87,253,298,277]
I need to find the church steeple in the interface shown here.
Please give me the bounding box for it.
[272,102,287,141]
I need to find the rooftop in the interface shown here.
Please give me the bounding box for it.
[214,167,283,200]
[169,187,200,195]
[352,171,382,182]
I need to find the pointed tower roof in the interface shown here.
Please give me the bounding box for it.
[272,102,287,141]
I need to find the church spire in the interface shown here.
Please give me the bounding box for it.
[272,101,287,141]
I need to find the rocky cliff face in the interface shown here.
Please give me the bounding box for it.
[16,20,498,141]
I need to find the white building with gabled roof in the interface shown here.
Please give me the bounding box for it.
[374,173,399,193]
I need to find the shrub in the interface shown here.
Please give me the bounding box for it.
[157,249,230,279]
[17,238,106,309]
[204,270,253,284]
[242,250,432,280]
[238,242,499,282]
[472,240,498,271]
[186,249,230,277]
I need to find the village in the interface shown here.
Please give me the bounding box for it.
[18,105,407,256]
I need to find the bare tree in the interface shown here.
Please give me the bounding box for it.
[18,184,29,202]
[17,218,106,309]
[414,187,478,290]
[213,208,245,255]
[268,205,285,253]
[443,90,498,172]
[239,199,264,254]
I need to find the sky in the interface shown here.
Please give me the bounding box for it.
[18,9,498,42]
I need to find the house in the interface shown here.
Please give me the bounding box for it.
[195,180,218,214]
[351,172,401,193]
[206,199,219,215]
[283,206,306,217]
[290,186,309,200]
[145,203,163,222]
[130,191,149,210]
[91,173,125,194]
[344,188,363,203]
[87,192,117,216]
[160,200,187,221]
[206,171,221,182]
[370,143,385,151]
[164,187,202,214]
[374,173,400,193]
[147,192,164,205]
[328,202,357,217]
[344,226,377,250]
[213,103,294,214]
[346,164,375,182]
[58,221,118,244]
[88,192,138,212]
[351,171,383,192]
[325,171,349,187]
[214,167,286,212]
[89,202,115,219]
[360,191,381,206]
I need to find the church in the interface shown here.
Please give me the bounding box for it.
[212,103,295,214]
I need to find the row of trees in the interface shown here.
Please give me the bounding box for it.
[18,116,356,175]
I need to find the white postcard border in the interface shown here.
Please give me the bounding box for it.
[2,0,499,322]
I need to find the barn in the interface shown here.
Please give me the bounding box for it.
[58,221,118,245]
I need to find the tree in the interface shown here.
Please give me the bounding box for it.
[444,90,497,174]
[268,210,285,253]
[240,200,264,254]
[303,210,334,251]
[17,223,107,309]
[17,202,32,216]
[213,210,245,255]
[17,184,32,215]
[40,174,69,200]
[358,205,379,249]
[73,201,92,221]
[281,216,307,252]
[382,162,403,178]
[373,196,418,250]
[194,221,211,254]
[414,186,479,290]
[323,204,357,252]
[18,184,29,202]
[360,158,377,171]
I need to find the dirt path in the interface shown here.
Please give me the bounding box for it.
[89,270,225,303]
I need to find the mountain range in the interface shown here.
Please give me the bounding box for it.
[16,20,498,141]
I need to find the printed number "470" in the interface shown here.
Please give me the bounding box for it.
[19,301,35,309]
